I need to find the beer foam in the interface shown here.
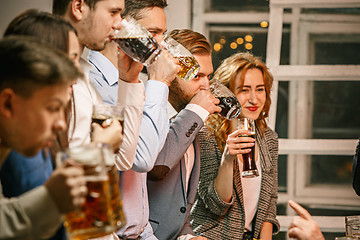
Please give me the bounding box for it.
[115,18,149,38]
[68,145,102,165]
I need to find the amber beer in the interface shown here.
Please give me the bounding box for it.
[162,35,200,81]
[176,56,200,82]
[107,165,126,228]
[64,165,112,240]
[63,144,125,240]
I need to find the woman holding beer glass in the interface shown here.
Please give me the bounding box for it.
[190,52,279,240]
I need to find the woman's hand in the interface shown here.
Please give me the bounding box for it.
[222,129,255,163]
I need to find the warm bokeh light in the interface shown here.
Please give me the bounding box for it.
[245,35,253,42]
[260,21,268,28]
[236,37,244,45]
[219,38,226,44]
[230,42,237,49]
[214,43,222,52]
[245,43,253,50]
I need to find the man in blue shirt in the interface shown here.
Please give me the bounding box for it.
[88,0,180,239]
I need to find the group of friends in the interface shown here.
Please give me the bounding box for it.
[1,0,359,240]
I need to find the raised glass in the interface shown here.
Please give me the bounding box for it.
[113,16,161,66]
[237,118,259,178]
[57,143,126,240]
[161,35,200,81]
[209,79,242,120]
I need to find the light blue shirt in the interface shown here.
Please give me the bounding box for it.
[88,50,119,105]
[88,50,169,239]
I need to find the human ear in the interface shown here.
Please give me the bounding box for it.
[71,0,86,21]
[0,89,15,119]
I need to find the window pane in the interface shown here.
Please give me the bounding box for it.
[312,34,360,65]
[310,155,353,185]
[278,155,288,192]
[275,81,289,139]
[303,8,360,14]
[210,0,269,12]
[209,25,290,70]
[313,81,360,139]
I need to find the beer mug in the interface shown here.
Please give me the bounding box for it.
[57,143,126,240]
[237,118,259,178]
[161,35,200,81]
[209,79,242,120]
[113,15,161,66]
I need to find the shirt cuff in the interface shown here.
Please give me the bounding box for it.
[177,234,196,240]
[185,104,209,122]
[117,79,145,106]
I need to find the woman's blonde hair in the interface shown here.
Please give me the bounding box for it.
[206,52,273,152]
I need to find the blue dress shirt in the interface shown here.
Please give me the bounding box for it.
[88,49,169,239]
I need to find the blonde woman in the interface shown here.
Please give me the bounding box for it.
[191,52,279,240]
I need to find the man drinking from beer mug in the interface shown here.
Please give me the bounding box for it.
[0,36,86,240]
[87,0,181,239]
[147,29,221,240]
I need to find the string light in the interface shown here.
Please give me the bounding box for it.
[214,43,222,52]
[230,42,237,49]
[245,43,253,50]
[236,37,244,45]
[245,35,253,42]
[260,21,268,28]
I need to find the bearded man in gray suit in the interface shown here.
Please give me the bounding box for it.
[147,29,221,240]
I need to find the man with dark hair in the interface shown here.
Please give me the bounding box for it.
[52,0,125,152]
[87,0,181,239]
[147,29,221,240]
[0,36,86,239]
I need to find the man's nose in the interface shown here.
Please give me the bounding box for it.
[201,77,210,90]
[53,111,67,132]
[113,14,123,30]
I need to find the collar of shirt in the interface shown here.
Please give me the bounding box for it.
[80,57,91,83]
[167,102,178,120]
[87,50,119,87]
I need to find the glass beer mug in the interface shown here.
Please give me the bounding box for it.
[57,143,126,240]
[161,35,200,82]
[113,15,161,66]
[209,79,242,120]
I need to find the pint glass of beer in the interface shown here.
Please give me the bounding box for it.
[209,79,242,120]
[57,143,126,239]
[113,16,161,66]
[237,118,259,178]
[161,35,200,82]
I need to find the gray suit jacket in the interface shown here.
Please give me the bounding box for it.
[147,109,203,240]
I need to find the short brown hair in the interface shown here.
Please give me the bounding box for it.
[53,0,103,16]
[0,36,82,98]
[122,0,167,20]
[168,29,211,55]
[4,9,77,53]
